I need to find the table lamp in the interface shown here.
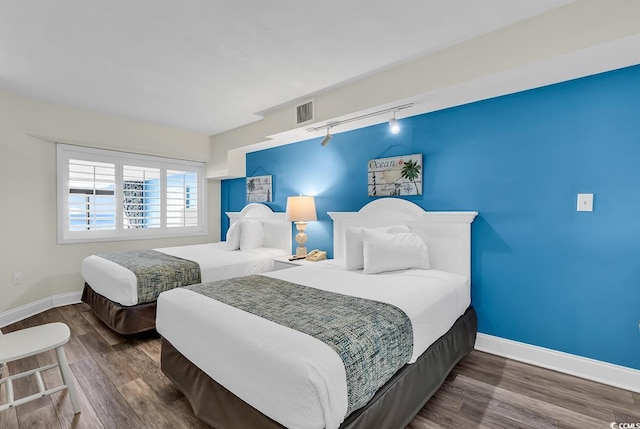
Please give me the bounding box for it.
[285,195,317,256]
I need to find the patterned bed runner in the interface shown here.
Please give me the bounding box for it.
[186,275,413,414]
[98,249,201,304]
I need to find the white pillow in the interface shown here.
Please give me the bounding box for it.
[362,229,430,274]
[344,225,410,270]
[261,220,283,249]
[344,227,365,270]
[240,220,265,251]
[225,221,241,250]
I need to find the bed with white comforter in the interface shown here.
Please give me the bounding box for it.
[158,198,478,428]
[80,203,291,334]
[82,242,287,306]
[157,260,470,429]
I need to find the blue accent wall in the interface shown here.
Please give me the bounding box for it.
[221,64,640,370]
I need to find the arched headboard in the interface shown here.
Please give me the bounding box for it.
[328,198,477,279]
[226,203,282,224]
[225,203,291,254]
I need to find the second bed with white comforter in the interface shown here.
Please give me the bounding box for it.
[81,242,288,306]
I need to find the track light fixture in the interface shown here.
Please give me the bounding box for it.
[389,112,400,134]
[308,103,413,147]
[320,128,333,146]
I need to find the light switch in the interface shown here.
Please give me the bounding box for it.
[577,193,593,212]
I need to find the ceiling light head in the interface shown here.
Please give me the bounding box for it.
[320,128,333,146]
[389,117,400,134]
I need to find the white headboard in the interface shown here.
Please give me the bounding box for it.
[225,203,292,254]
[328,198,477,279]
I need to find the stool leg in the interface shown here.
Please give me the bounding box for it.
[55,346,81,414]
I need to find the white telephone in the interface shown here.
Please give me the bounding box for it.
[306,249,327,262]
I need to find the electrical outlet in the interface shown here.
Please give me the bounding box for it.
[13,272,21,286]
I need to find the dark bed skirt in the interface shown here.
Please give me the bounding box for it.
[161,306,477,429]
[81,283,157,335]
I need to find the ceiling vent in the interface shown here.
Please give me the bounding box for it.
[296,100,314,125]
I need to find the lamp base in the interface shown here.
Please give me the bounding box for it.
[294,222,308,257]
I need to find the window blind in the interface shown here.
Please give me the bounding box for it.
[166,169,198,228]
[57,144,206,243]
[123,165,161,229]
[68,159,116,231]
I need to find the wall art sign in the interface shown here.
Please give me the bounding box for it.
[246,175,272,202]
[368,153,422,197]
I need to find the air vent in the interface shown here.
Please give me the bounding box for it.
[296,100,314,125]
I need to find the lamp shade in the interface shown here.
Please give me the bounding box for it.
[285,196,317,222]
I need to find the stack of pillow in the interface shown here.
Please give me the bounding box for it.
[225,220,265,251]
[345,225,430,274]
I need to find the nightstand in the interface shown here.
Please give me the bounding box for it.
[272,255,314,270]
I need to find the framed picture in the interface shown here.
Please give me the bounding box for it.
[246,175,272,202]
[368,153,422,197]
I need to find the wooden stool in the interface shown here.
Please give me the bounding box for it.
[0,322,80,414]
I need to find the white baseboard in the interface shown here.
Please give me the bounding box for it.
[0,291,83,328]
[475,333,640,394]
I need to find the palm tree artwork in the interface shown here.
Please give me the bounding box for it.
[246,175,272,202]
[400,159,422,195]
[247,178,256,199]
[370,172,377,196]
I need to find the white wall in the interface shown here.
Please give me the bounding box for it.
[0,90,212,314]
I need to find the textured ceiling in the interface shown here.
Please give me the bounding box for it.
[0,0,573,134]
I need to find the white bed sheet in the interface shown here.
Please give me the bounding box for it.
[156,260,470,429]
[80,242,288,306]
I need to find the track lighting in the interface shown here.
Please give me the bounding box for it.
[308,103,413,147]
[389,114,400,134]
[320,128,333,146]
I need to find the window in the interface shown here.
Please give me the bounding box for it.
[57,144,206,243]
[122,165,161,229]
[68,159,116,231]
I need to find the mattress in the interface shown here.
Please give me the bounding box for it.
[80,242,288,306]
[156,260,470,429]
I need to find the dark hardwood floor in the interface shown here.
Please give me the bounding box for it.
[1,303,638,428]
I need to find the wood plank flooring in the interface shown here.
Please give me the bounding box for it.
[1,303,638,428]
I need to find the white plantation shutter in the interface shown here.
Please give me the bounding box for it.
[57,144,206,243]
[67,159,116,231]
[166,169,198,228]
[123,165,161,229]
